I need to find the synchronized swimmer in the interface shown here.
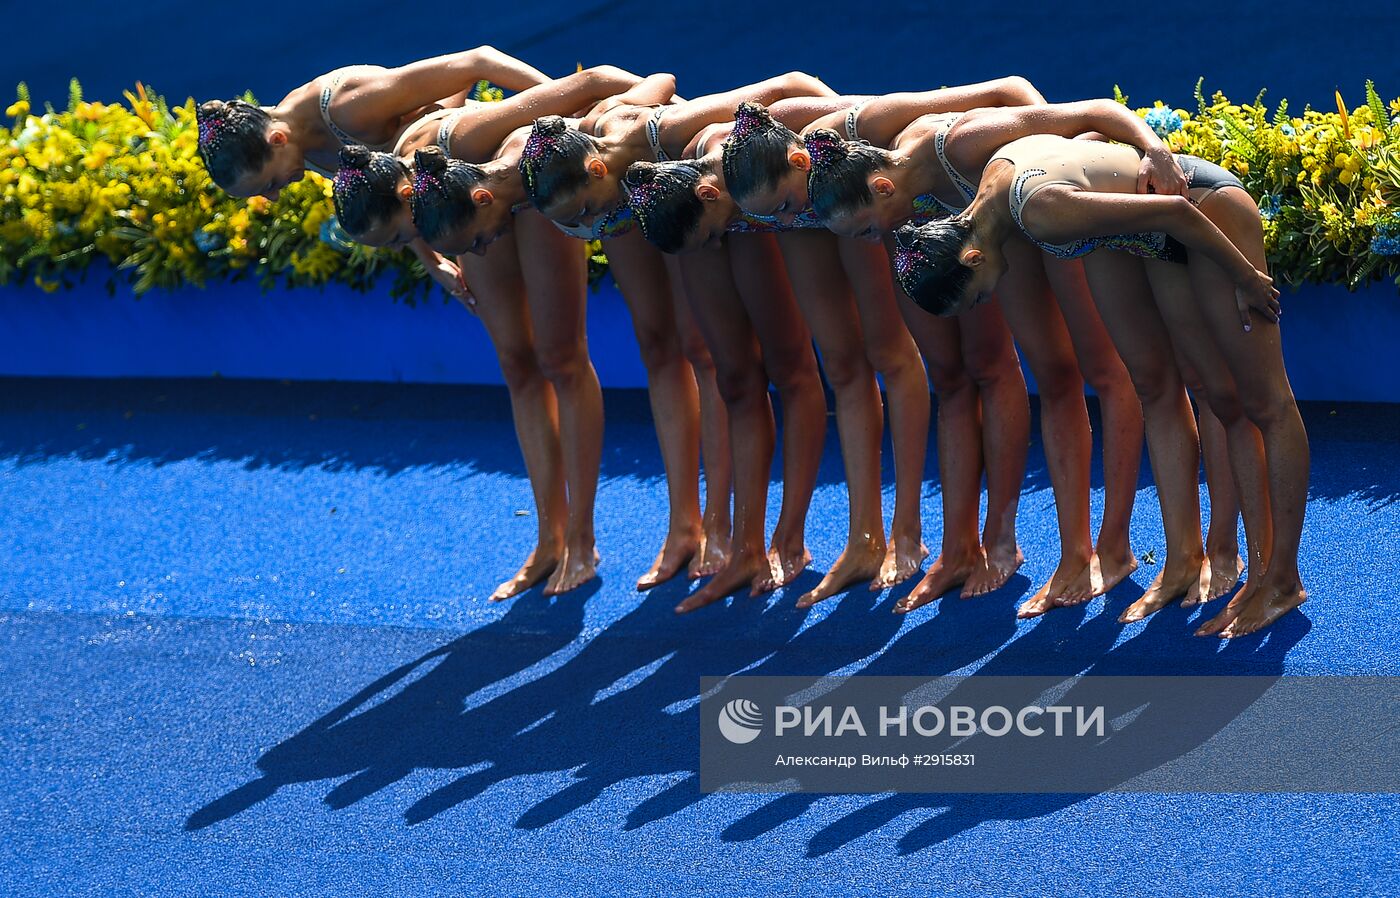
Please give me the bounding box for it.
[194,49,1308,638]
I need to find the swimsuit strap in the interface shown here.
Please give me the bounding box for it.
[844,101,868,141]
[437,108,469,156]
[692,122,728,158]
[319,66,377,147]
[647,106,671,162]
[933,114,979,206]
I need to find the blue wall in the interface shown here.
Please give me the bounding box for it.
[3,274,1399,403]
[5,1,1398,111]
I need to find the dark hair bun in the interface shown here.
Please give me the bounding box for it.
[533,115,568,136]
[806,128,846,150]
[414,145,449,174]
[803,128,850,166]
[624,161,659,186]
[198,99,227,118]
[339,144,373,168]
[734,101,773,124]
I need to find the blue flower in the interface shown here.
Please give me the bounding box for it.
[319,216,355,253]
[1259,194,1282,221]
[193,228,225,253]
[1144,107,1184,138]
[1280,123,1297,136]
[1371,231,1400,256]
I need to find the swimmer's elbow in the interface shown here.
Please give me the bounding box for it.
[998,76,1045,107]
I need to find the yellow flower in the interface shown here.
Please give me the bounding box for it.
[5,100,28,119]
[33,275,60,293]
[1352,129,1382,150]
[83,141,117,170]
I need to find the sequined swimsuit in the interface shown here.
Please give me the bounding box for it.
[997,134,1210,263]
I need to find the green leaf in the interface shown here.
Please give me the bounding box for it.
[1217,108,1261,163]
[1366,80,1390,129]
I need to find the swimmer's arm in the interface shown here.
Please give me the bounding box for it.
[660,72,838,148]
[408,239,470,301]
[801,109,849,135]
[448,67,647,159]
[1031,188,1279,325]
[576,73,679,133]
[612,73,678,107]
[340,49,551,130]
[948,100,1186,196]
[438,46,552,93]
[768,96,875,133]
[843,77,1044,148]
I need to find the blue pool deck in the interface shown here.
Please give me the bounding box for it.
[1,377,1396,897]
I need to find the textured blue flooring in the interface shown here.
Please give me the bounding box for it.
[2,377,1397,897]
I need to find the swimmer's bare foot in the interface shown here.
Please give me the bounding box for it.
[871,531,929,591]
[1094,545,1139,596]
[753,542,812,595]
[689,517,732,579]
[1198,549,1245,603]
[1019,554,1099,618]
[1117,556,1206,623]
[1220,581,1306,638]
[675,547,768,614]
[544,542,599,596]
[490,545,559,602]
[797,537,885,609]
[895,548,981,614]
[1194,578,1253,636]
[636,529,699,591]
[962,533,1024,598]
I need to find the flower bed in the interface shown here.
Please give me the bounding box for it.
[1125,80,1400,287]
